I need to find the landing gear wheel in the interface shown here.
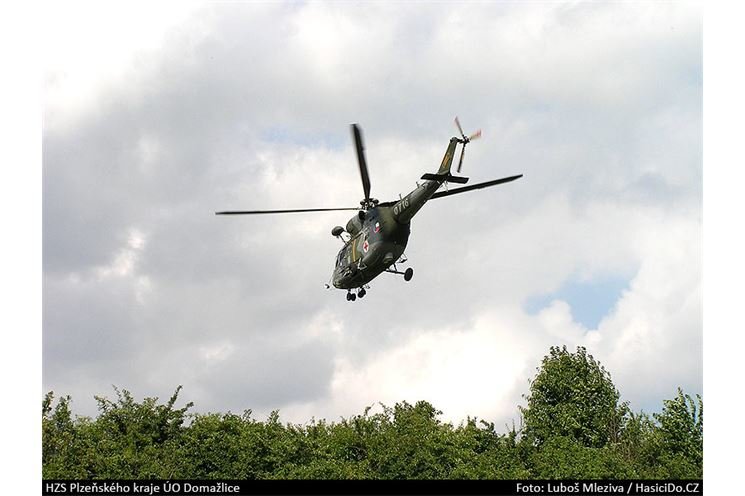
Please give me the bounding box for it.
[346,292,352,301]
[350,293,357,301]
[358,288,366,298]
[404,268,414,282]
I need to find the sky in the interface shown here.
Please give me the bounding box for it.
[42,1,702,427]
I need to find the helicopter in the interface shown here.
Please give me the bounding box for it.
[216,118,522,301]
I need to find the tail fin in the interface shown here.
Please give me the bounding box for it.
[437,138,460,174]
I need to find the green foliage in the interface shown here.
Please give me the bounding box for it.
[526,435,635,479]
[42,348,703,480]
[43,392,86,478]
[653,389,703,478]
[43,386,192,479]
[520,346,628,449]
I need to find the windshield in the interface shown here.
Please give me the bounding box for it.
[336,245,349,267]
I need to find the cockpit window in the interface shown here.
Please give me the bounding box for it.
[337,245,349,266]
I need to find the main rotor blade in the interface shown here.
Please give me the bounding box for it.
[351,124,371,201]
[216,207,360,215]
[430,174,523,200]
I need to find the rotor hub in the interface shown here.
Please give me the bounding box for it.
[360,198,379,210]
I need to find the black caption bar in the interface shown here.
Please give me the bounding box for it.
[42,479,703,495]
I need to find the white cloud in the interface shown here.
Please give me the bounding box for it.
[199,341,235,362]
[94,228,146,279]
[42,2,207,126]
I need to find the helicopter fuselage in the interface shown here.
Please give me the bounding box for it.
[331,177,443,289]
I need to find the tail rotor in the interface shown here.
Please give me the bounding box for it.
[454,117,481,173]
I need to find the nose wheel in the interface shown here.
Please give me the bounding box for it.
[346,287,367,302]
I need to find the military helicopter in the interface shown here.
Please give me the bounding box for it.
[216,118,522,301]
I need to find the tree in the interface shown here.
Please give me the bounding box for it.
[653,388,703,478]
[520,346,628,449]
[43,392,86,478]
[365,400,454,479]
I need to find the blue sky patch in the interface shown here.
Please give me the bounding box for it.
[525,275,630,329]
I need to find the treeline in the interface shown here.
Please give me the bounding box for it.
[42,346,702,479]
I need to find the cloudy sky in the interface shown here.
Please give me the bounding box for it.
[42,1,702,426]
